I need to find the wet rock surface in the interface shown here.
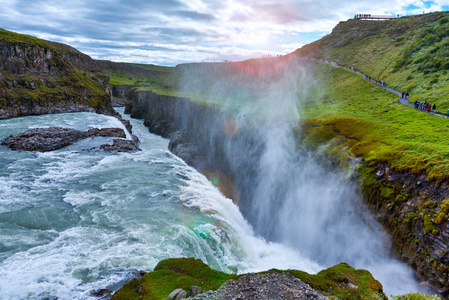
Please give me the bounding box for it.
[1,127,139,152]
[99,139,140,152]
[90,288,113,299]
[190,273,328,300]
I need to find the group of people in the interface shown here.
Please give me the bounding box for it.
[377,80,387,87]
[348,66,389,88]
[338,62,449,117]
[414,100,436,113]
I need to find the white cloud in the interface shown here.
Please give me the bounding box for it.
[0,0,447,65]
[280,43,305,53]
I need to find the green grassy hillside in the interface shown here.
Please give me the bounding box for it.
[96,60,177,96]
[302,64,449,184]
[297,12,449,108]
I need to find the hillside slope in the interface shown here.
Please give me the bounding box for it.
[296,11,449,108]
[0,28,113,119]
[96,60,176,94]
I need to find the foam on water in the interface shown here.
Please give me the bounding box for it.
[0,109,322,299]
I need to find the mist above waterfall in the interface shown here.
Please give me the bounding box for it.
[176,56,425,295]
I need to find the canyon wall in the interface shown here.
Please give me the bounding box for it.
[123,89,262,209]
[362,163,449,296]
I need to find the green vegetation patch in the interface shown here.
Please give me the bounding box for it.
[110,258,237,300]
[0,28,50,48]
[111,258,386,300]
[391,293,441,300]
[283,262,385,299]
[435,199,449,224]
[99,62,178,97]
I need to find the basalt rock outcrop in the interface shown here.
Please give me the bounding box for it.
[111,85,138,100]
[169,273,329,300]
[362,163,449,297]
[99,138,140,152]
[1,127,139,152]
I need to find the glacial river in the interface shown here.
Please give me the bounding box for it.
[0,108,322,299]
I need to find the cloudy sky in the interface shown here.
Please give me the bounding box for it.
[1,0,449,66]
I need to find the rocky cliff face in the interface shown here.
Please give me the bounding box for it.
[362,163,449,297]
[0,28,113,119]
[111,85,138,99]
[124,89,235,168]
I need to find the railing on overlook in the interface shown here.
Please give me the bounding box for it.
[354,14,396,20]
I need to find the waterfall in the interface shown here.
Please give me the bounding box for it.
[178,57,425,296]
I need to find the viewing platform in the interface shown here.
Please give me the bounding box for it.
[354,14,396,20]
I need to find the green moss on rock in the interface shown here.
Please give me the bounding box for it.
[111,258,237,300]
[111,258,386,300]
[391,293,441,300]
